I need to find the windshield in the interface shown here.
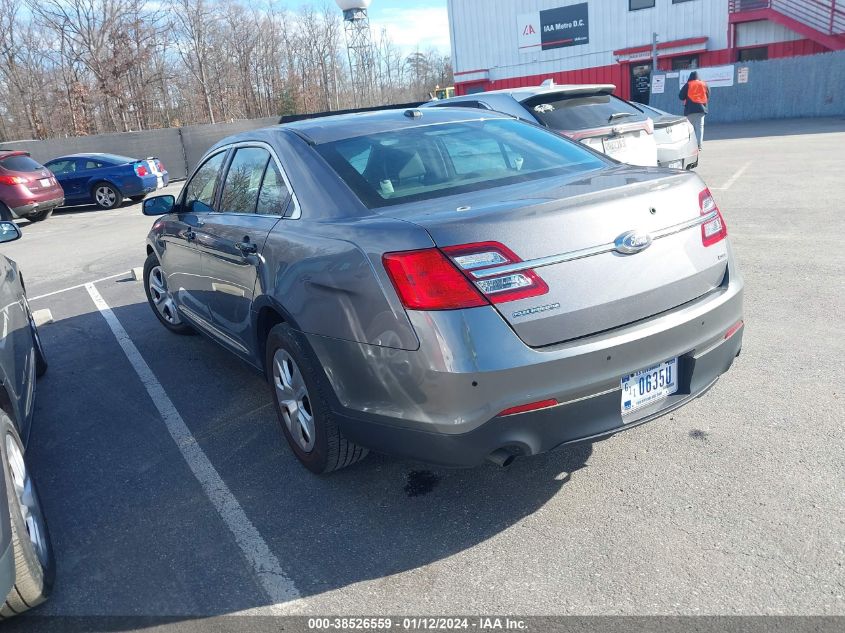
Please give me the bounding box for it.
[316,118,607,208]
[524,93,648,132]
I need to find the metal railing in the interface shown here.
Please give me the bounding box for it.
[729,0,845,35]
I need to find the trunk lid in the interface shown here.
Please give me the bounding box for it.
[383,167,727,347]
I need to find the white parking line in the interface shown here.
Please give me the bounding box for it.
[29,272,132,301]
[713,161,752,191]
[84,282,302,611]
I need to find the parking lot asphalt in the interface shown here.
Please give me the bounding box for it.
[2,118,844,621]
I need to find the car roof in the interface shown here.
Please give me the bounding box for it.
[447,83,617,103]
[48,153,134,162]
[278,106,513,145]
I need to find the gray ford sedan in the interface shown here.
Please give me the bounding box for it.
[142,108,744,473]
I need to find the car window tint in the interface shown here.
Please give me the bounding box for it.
[256,160,290,216]
[317,118,607,208]
[84,159,106,170]
[47,160,76,175]
[524,93,647,131]
[0,155,43,172]
[184,151,226,213]
[218,147,270,214]
[441,134,511,176]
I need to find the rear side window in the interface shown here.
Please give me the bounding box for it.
[84,159,107,170]
[47,159,77,175]
[316,118,607,208]
[524,93,647,131]
[0,155,43,172]
[218,147,271,214]
[256,161,291,216]
[184,151,226,213]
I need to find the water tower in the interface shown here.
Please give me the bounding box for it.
[336,0,376,107]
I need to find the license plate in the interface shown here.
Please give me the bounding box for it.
[39,178,51,187]
[603,136,626,154]
[667,160,683,169]
[621,357,678,416]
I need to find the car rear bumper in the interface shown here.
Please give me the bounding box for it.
[306,252,744,467]
[10,196,65,218]
[656,138,699,169]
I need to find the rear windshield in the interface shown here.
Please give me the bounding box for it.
[95,154,135,165]
[523,93,647,132]
[315,119,607,208]
[0,155,43,172]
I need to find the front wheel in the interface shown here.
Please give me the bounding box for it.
[143,253,193,335]
[0,411,54,617]
[266,323,368,474]
[92,182,123,210]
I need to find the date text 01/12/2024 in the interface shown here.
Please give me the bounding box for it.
[306,618,528,631]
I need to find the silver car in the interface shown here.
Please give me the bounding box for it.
[142,108,744,473]
[424,82,659,167]
[634,103,699,170]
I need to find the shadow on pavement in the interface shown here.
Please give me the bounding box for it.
[20,295,595,620]
[703,116,845,141]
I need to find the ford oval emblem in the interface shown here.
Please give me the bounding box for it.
[614,230,653,255]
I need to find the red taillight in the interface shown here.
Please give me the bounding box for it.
[699,188,728,247]
[498,398,558,417]
[0,175,28,185]
[724,320,744,340]
[443,241,549,304]
[135,163,148,177]
[383,248,488,310]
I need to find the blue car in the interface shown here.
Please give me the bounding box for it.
[43,153,169,210]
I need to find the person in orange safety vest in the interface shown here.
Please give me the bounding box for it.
[679,71,710,150]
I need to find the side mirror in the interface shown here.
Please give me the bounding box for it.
[142,195,175,216]
[0,221,22,244]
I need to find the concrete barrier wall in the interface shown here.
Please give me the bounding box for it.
[0,116,280,180]
[648,50,845,123]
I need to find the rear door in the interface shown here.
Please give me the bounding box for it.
[198,144,290,355]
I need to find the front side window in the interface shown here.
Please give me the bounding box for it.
[184,151,226,213]
[47,159,76,175]
[525,93,647,131]
[316,118,607,208]
[218,147,271,214]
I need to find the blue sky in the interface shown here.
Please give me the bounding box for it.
[283,1,451,53]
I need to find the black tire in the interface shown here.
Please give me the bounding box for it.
[265,323,368,474]
[26,209,52,223]
[0,411,54,618]
[91,182,123,210]
[143,253,194,335]
[130,195,146,203]
[0,203,12,222]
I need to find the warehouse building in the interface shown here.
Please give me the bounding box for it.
[447,0,844,102]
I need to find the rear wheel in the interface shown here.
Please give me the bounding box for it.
[143,253,193,335]
[0,411,54,618]
[26,209,52,223]
[92,182,123,210]
[266,323,368,474]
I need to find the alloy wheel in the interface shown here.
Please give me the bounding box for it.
[95,186,117,208]
[6,434,49,567]
[272,349,316,453]
[147,266,182,325]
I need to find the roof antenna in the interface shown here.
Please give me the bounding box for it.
[540,78,555,88]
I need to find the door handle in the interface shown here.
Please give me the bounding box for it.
[235,240,257,255]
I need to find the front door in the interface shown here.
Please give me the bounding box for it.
[162,150,228,328]
[199,146,291,357]
[630,63,652,105]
